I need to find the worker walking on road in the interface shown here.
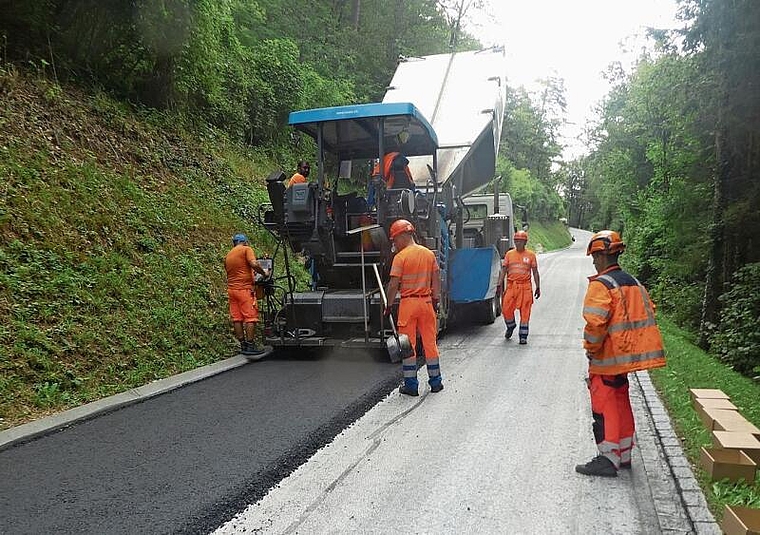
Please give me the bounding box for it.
[385,219,443,396]
[286,160,310,188]
[576,230,666,477]
[224,233,271,357]
[499,230,540,344]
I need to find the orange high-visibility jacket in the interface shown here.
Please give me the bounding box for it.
[376,152,414,189]
[503,248,537,284]
[225,245,258,290]
[287,172,307,188]
[390,243,439,297]
[583,265,665,375]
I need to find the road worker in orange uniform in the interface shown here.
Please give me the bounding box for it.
[384,219,443,396]
[498,230,540,344]
[286,160,310,188]
[224,233,271,357]
[576,230,666,477]
[376,152,415,189]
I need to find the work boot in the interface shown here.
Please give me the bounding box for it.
[575,455,618,477]
[399,384,419,397]
[242,341,265,356]
[519,338,527,345]
[505,325,515,339]
[430,383,444,393]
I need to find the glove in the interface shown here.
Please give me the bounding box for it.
[431,297,439,312]
[383,306,392,317]
[534,287,541,299]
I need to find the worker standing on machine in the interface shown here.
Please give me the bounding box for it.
[224,233,271,357]
[498,230,540,344]
[384,219,443,396]
[286,160,310,188]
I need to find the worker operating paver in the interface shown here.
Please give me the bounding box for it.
[499,230,541,344]
[384,219,443,396]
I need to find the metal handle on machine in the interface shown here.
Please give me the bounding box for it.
[373,264,400,338]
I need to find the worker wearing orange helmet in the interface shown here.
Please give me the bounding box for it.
[384,219,442,396]
[498,230,540,344]
[576,230,666,477]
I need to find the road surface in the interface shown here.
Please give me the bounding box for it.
[214,229,687,534]
[0,229,693,534]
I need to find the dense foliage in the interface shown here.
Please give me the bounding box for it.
[565,0,760,377]
[1,1,539,427]
[0,0,472,146]
[493,80,567,221]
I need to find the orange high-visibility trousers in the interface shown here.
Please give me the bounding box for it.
[228,288,259,323]
[588,373,634,468]
[397,297,439,359]
[501,281,533,324]
[397,296,441,388]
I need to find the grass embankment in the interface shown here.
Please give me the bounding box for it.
[0,69,293,430]
[524,220,573,252]
[651,318,760,516]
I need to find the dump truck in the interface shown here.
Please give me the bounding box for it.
[256,47,513,357]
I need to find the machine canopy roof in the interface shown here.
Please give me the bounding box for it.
[288,102,438,160]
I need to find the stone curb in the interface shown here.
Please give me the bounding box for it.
[0,351,270,452]
[634,371,722,535]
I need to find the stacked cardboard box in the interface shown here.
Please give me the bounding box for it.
[721,505,760,535]
[690,389,759,483]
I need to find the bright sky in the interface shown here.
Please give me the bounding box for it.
[469,0,681,159]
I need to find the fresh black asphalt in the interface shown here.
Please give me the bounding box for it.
[0,349,401,535]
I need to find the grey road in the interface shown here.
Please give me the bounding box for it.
[214,230,685,534]
[0,351,400,534]
[1,230,694,534]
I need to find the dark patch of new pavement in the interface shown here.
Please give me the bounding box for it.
[0,348,400,535]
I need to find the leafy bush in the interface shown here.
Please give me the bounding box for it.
[709,263,760,377]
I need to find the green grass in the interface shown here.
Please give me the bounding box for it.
[524,220,573,252]
[650,317,760,517]
[0,71,308,429]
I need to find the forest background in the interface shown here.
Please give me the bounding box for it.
[0,0,758,430]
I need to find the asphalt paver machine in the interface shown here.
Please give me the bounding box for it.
[257,47,513,357]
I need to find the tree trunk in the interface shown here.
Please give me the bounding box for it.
[699,111,728,348]
[350,0,360,31]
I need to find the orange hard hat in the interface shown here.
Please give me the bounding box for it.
[587,230,626,256]
[389,219,415,239]
[514,230,528,242]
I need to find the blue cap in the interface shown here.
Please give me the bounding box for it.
[232,233,248,245]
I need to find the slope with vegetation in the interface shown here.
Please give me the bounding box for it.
[0,68,282,428]
[0,0,490,430]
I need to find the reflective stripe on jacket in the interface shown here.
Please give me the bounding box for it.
[502,248,537,283]
[583,265,665,375]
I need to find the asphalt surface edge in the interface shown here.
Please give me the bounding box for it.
[0,351,270,452]
[635,371,721,535]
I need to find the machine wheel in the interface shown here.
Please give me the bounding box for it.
[479,295,499,324]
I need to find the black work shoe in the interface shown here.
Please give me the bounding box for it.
[519,338,527,345]
[505,326,515,339]
[430,383,444,393]
[575,455,618,477]
[620,461,631,469]
[241,342,265,356]
[399,384,419,397]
